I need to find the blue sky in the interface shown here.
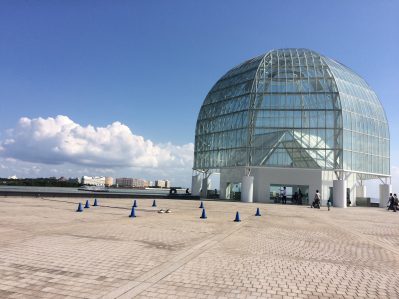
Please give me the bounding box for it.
[0,1,398,190]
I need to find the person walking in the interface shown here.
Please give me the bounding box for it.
[311,190,321,209]
[327,198,332,211]
[393,193,398,212]
[388,193,394,211]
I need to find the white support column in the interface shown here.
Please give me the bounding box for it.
[356,185,367,198]
[191,175,202,196]
[379,184,392,208]
[241,176,254,203]
[200,177,209,198]
[333,179,347,208]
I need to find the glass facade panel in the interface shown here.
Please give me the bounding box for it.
[194,49,390,177]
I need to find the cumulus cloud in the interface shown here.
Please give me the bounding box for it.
[0,115,193,169]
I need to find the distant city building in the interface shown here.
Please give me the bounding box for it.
[155,180,171,188]
[115,177,132,187]
[81,176,105,186]
[68,177,80,183]
[105,177,113,187]
[115,177,149,188]
[133,178,149,188]
[155,180,164,188]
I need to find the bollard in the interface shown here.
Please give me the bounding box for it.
[255,207,261,216]
[93,198,98,206]
[133,199,138,208]
[234,211,241,222]
[76,203,83,212]
[199,201,204,209]
[129,206,136,218]
[84,200,90,209]
[200,208,207,219]
[152,200,157,207]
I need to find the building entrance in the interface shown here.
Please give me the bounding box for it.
[270,184,309,205]
[225,182,241,201]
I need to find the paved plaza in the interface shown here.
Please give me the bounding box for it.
[0,196,398,299]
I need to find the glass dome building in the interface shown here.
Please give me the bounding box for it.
[193,49,390,206]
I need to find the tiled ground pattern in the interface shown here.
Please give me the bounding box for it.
[0,196,398,298]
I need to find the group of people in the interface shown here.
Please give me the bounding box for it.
[387,193,399,212]
[279,187,304,205]
[311,189,332,211]
[292,190,304,205]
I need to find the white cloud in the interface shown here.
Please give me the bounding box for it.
[0,115,194,186]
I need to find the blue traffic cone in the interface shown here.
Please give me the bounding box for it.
[199,201,204,209]
[76,203,83,212]
[84,200,90,209]
[129,206,136,218]
[255,208,261,216]
[234,211,241,222]
[93,198,98,206]
[152,200,157,207]
[200,208,207,219]
[133,199,137,208]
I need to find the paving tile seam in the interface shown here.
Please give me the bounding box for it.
[314,214,399,258]
[102,221,247,299]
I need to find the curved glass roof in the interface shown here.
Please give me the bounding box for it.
[194,49,390,177]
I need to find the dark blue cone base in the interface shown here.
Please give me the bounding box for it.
[234,211,241,222]
[129,206,136,218]
[76,203,83,212]
[255,208,261,216]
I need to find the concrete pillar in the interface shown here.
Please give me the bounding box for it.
[379,184,392,208]
[333,180,347,208]
[350,186,356,207]
[191,175,202,196]
[356,185,366,198]
[241,176,254,203]
[200,177,209,198]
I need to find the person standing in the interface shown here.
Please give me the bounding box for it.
[298,188,303,205]
[282,186,287,204]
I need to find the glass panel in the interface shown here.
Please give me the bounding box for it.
[194,49,389,176]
